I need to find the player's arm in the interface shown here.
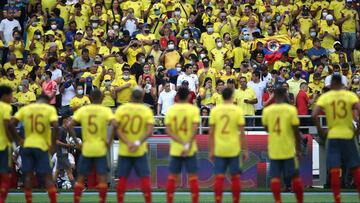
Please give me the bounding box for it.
[311,105,326,138]
[165,124,186,145]
[239,124,248,161]
[186,122,199,152]
[292,125,302,158]
[108,120,117,149]
[208,124,215,161]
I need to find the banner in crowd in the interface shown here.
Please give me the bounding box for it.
[123,134,313,189]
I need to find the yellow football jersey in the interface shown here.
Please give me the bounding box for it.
[262,103,299,160]
[114,103,154,156]
[0,102,12,150]
[14,103,58,151]
[165,103,200,157]
[73,104,114,157]
[209,104,245,157]
[316,90,359,139]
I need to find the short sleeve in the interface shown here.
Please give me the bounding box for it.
[164,108,171,125]
[291,107,300,126]
[192,107,200,123]
[72,108,81,122]
[49,106,58,122]
[209,108,215,125]
[3,104,12,120]
[237,108,245,126]
[14,107,23,121]
[146,108,155,124]
[261,109,267,126]
[106,108,114,121]
[350,92,359,105]
[316,94,325,107]
[114,107,122,122]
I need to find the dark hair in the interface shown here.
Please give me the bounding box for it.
[45,71,52,78]
[90,89,102,103]
[0,85,13,99]
[82,48,89,54]
[331,74,342,86]
[274,87,287,98]
[203,77,212,87]
[177,87,189,101]
[300,82,307,89]
[222,87,233,100]
[136,53,144,60]
[37,94,50,102]
[253,71,260,78]
[216,79,224,86]
[53,8,60,16]
[184,63,192,70]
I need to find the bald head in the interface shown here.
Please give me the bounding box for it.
[131,86,144,102]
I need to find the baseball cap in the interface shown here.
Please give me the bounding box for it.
[123,30,130,36]
[76,30,83,35]
[333,41,341,46]
[45,30,55,36]
[104,74,111,81]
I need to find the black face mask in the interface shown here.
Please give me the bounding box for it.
[335,47,341,51]
[203,60,209,67]
[94,61,101,65]
[8,73,15,78]
[144,29,150,34]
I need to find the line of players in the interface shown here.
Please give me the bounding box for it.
[0,74,360,203]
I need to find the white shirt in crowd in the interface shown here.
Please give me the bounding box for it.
[247,81,266,111]
[158,90,177,115]
[61,85,76,106]
[51,68,63,95]
[324,74,348,87]
[0,18,21,47]
[176,74,199,92]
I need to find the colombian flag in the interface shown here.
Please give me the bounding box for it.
[254,35,291,64]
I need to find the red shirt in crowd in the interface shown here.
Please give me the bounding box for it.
[174,91,197,104]
[262,92,275,107]
[296,90,309,115]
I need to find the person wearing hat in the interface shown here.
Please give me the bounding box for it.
[29,29,45,57]
[319,14,340,51]
[330,41,348,64]
[100,74,116,108]
[45,29,63,53]
[73,29,86,56]
[89,16,105,39]
[91,3,108,31]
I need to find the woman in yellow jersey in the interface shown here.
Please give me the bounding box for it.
[199,77,214,108]
[219,64,236,84]
[182,38,200,63]
[8,30,24,59]
[223,32,233,52]
[107,0,122,25]
[178,29,192,52]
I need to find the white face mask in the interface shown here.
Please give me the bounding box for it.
[141,58,146,64]
[113,25,119,30]
[207,27,213,33]
[51,24,57,30]
[92,23,98,28]
[168,44,175,50]
[35,35,41,39]
[123,75,129,80]
[174,11,181,16]
[176,67,182,72]
[19,85,23,92]
[217,42,222,48]
[77,90,84,95]
[105,81,111,86]
[200,53,206,59]
[32,22,38,27]
[310,31,317,37]
[183,33,189,39]
[322,12,328,18]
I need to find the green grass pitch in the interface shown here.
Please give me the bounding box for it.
[5,192,360,203]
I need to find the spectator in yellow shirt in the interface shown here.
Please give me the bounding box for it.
[113,66,138,105]
[14,79,36,107]
[69,84,91,112]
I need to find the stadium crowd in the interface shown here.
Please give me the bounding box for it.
[0,0,359,119]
